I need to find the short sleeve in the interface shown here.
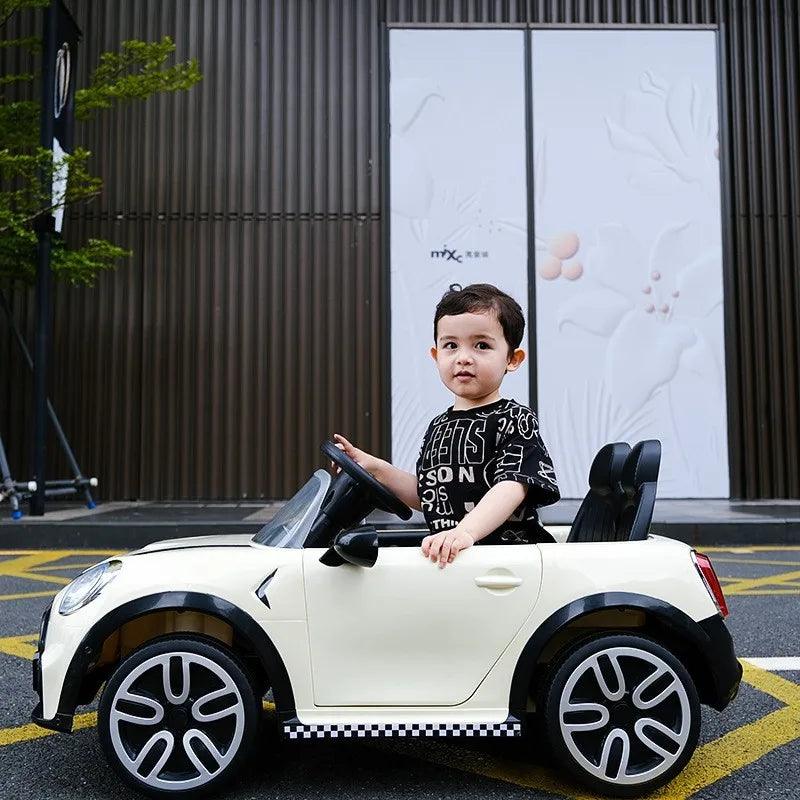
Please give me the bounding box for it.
[492,407,560,507]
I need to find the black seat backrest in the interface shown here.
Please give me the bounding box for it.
[616,440,661,541]
[566,443,630,543]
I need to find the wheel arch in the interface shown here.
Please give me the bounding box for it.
[55,592,295,728]
[509,592,734,716]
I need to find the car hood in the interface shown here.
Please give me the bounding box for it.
[131,534,256,554]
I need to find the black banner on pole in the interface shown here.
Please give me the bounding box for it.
[31,0,80,515]
[50,1,80,233]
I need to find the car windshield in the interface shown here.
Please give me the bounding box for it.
[251,469,331,548]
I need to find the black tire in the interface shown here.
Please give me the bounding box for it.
[98,635,260,798]
[541,633,700,797]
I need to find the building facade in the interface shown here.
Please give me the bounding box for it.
[1,0,798,500]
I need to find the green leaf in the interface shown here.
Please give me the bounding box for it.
[75,36,202,121]
[1,7,201,288]
[0,36,41,52]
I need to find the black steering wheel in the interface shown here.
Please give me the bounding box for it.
[321,440,412,520]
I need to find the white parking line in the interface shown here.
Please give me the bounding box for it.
[743,657,800,671]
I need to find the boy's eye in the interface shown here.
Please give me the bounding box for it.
[442,341,491,349]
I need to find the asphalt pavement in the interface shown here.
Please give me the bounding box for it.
[1,545,799,800]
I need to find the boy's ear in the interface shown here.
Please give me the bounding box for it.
[430,346,438,361]
[506,348,526,373]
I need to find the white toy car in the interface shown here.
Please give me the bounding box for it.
[32,440,741,798]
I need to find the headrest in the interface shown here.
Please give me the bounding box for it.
[588,442,631,494]
[621,440,661,494]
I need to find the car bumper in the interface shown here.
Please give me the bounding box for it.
[699,613,742,711]
[30,603,73,733]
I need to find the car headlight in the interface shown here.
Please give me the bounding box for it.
[58,560,122,616]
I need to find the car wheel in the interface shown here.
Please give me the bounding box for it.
[542,633,700,797]
[98,635,260,798]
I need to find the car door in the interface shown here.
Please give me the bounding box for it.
[302,543,542,706]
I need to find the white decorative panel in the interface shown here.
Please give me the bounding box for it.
[390,30,529,471]
[532,30,728,498]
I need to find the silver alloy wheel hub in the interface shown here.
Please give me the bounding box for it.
[558,646,691,785]
[109,652,245,791]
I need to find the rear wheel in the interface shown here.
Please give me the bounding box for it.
[98,635,260,798]
[541,633,700,797]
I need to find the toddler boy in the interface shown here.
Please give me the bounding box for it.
[333,283,560,568]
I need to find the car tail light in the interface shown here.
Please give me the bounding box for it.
[691,551,729,618]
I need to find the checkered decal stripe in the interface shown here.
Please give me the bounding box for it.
[282,720,523,740]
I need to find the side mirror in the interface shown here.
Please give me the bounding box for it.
[319,525,379,568]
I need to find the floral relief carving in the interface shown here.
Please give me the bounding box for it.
[556,221,722,413]
[537,57,728,497]
[604,71,719,196]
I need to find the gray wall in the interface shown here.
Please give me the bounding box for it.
[1,1,798,499]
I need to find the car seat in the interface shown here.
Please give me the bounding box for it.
[566,442,630,543]
[616,439,662,541]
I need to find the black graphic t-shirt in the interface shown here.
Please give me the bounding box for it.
[415,398,560,544]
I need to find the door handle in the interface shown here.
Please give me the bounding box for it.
[475,574,522,590]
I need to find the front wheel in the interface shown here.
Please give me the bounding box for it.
[542,633,700,797]
[98,635,260,798]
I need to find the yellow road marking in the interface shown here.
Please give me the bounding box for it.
[722,569,800,595]
[647,663,800,799]
[0,712,97,747]
[0,635,38,660]
[712,558,800,567]
[29,563,100,572]
[716,568,800,596]
[0,551,120,556]
[0,551,118,588]
[0,590,57,602]
[374,661,800,800]
[0,553,80,587]
[0,664,797,800]
[373,737,579,796]
[0,701,276,748]
[740,660,800,706]
[1,549,798,796]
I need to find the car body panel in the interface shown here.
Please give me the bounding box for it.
[303,545,543,706]
[461,539,716,710]
[38,546,303,719]
[37,533,724,729]
[290,537,718,722]
[132,534,256,553]
[535,540,718,621]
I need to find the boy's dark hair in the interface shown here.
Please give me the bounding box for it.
[433,283,525,359]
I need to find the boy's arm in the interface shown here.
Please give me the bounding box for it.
[423,481,528,567]
[456,480,528,543]
[374,460,423,511]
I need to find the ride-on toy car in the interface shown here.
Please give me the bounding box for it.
[32,440,741,798]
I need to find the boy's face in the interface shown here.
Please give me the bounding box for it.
[430,310,525,406]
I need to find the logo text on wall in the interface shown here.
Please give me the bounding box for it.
[430,245,490,263]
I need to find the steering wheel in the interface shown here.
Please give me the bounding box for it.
[321,440,413,520]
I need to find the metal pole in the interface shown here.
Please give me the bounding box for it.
[0,434,23,519]
[0,290,97,508]
[31,0,58,516]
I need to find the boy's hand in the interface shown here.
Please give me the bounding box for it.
[329,433,383,478]
[421,527,474,569]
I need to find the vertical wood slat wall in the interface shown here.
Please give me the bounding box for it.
[0,0,797,499]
